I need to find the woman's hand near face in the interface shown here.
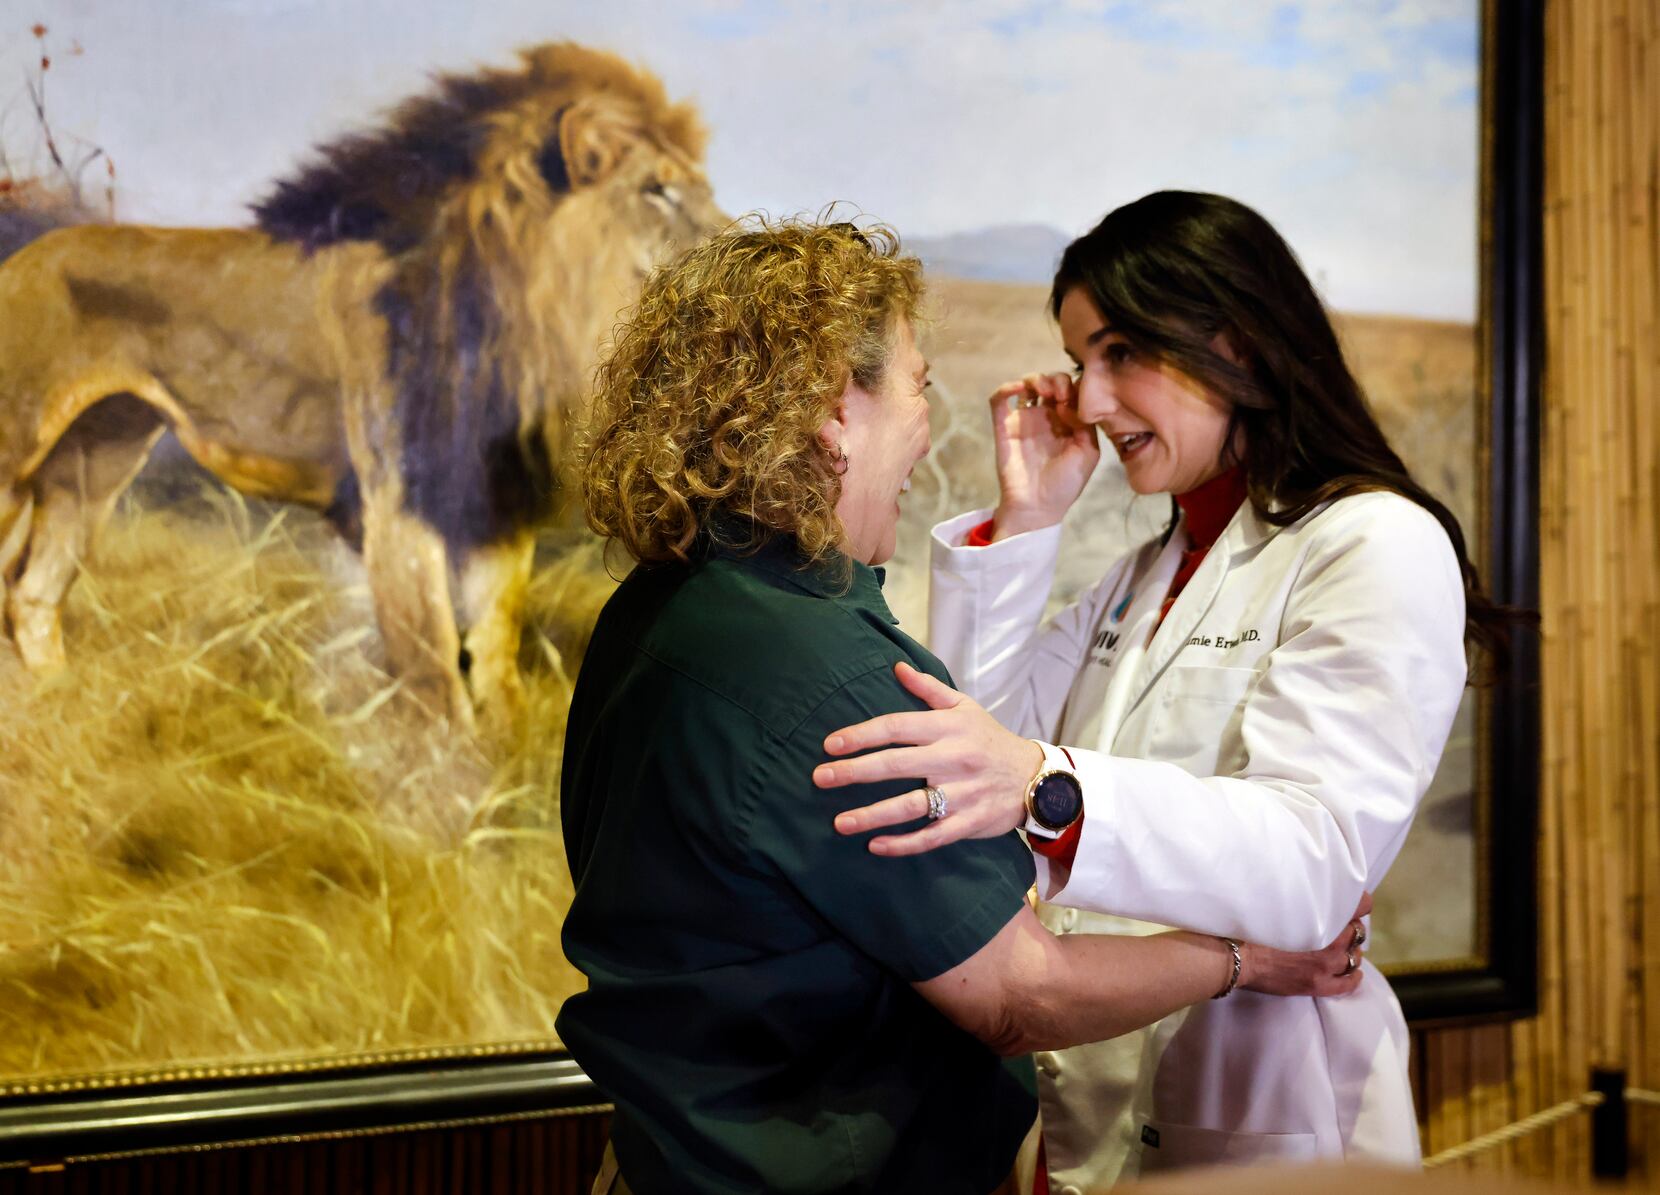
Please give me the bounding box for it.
[988,373,1101,539]
[818,662,1039,854]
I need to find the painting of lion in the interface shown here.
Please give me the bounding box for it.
[0,42,724,732]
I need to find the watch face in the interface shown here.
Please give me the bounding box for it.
[1032,771,1083,830]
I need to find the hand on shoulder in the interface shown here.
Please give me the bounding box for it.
[816,662,1041,854]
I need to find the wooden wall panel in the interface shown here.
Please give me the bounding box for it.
[1414,0,1659,1181]
[0,1112,610,1195]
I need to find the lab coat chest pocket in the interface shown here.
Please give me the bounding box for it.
[1137,1121,1319,1174]
[1146,664,1258,776]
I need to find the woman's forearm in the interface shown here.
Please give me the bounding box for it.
[918,908,1229,1057]
[995,928,1233,1056]
[915,904,1357,1058]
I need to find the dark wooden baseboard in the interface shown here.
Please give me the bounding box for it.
[0,1108,611,1195]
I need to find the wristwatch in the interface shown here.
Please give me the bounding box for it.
[1023,741,1083,840]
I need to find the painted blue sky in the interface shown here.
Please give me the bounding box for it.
[0,0,1478,317]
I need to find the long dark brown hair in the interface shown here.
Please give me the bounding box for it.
[1051,190,1524,671]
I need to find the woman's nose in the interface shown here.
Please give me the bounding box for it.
[1076,374,1118,423]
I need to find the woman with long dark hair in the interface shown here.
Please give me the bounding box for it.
[817,192,1494,1184]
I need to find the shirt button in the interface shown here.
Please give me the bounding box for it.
[1061,909,1078,932]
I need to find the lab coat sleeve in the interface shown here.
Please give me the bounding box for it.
[1052,494,1468,951]
[929,508,1131,740]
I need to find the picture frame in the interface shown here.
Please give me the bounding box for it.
[1383,0,1542,1026]
[0,0,1544,1165]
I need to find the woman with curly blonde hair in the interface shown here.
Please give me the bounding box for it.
[581,218,920,568]
[556,217,1356,1195]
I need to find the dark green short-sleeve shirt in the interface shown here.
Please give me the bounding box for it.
[557,532,1036,1195]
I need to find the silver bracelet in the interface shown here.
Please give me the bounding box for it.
[1212,938,1243,999]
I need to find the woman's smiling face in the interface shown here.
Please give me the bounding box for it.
[1058,286,1236,496]
[826,317,932,566]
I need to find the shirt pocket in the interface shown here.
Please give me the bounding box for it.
[1137,1120,1320,1173]
[1147,664,1259,776]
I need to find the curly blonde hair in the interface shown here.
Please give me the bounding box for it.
[580,216,923,564]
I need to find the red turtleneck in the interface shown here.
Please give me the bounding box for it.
[1156,464,1249,627]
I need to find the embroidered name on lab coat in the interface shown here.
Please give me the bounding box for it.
[1186,628,1262,650]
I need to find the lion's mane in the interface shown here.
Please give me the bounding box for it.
[253,44,708,552]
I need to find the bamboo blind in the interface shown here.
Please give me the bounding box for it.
[1414,0,1660,1181]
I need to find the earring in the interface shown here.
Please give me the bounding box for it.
[833,444,850,474]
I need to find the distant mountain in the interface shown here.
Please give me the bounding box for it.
[905,223,1074,284]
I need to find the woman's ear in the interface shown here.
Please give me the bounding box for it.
[817,404,848,456]
[1211,329,1250,369]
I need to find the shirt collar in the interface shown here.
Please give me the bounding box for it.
[1215,483,1290,558]
[702,516,897,624]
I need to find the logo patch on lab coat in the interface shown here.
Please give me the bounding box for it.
[1090,589,1134,667]
[1088,627,1122,668]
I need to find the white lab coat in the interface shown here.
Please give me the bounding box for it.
[929,490,1466,1190]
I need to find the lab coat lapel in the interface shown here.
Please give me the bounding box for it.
[1121,500,1275,721]
[1091,530,1184,754]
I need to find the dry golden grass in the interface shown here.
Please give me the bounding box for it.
[1333,312,1478,533]
[0,487,616,1086]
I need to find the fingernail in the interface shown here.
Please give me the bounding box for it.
[814,766,833,784]
[834,813,854,832]
[826,735,843,752]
